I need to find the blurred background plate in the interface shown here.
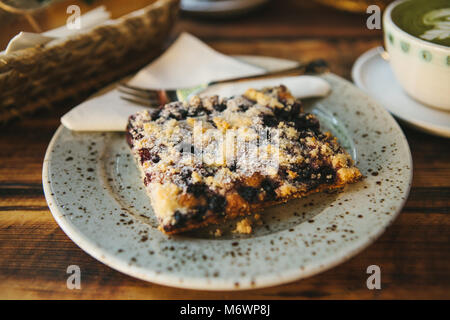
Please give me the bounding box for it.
[314,0,393,13]
[181,0,269,17]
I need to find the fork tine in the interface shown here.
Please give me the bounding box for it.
[118,86,159,100]
[119,83,161,96]
[120,95,160,108]
[119,83,160,96]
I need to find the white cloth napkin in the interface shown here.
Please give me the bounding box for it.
[4,6,110,54]
[61,33,331,131]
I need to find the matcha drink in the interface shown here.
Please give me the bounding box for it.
[391,0,450,47]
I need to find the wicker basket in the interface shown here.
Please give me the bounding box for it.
[0,0,179,124]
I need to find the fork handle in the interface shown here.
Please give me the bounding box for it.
[208,59,328,86]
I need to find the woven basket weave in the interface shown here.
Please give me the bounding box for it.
[0,0,179,124]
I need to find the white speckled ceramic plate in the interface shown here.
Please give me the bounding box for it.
[43,56,413,290]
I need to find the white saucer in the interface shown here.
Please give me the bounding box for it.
[352,47,450,138]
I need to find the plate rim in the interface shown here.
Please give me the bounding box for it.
[43,56,413,291]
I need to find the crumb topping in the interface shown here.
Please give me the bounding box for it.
[234,218,253,234]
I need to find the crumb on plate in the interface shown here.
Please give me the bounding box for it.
[234,218,253,234]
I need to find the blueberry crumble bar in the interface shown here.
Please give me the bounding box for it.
[127,85,362,234]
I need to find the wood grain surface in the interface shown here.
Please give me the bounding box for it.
[0,1,449,299]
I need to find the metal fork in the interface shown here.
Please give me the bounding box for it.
[118,59,328,107]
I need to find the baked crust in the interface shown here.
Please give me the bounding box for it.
[127,85,362,234]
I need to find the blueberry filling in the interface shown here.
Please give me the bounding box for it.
[293,165,336,185]
[138,148,160,164]
[143,173,152,186]
[237,185,259,203]
[208,194,227,213]
[292,113,320,131]
[213,102,227,112]
[150,108,162,120]
[262,114,278,127]
[192,206,207,221]
[173,210,186,227]
[186,183,207,198]
[261,179,279,200]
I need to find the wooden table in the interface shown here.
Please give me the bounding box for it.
[0,1,449,299]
